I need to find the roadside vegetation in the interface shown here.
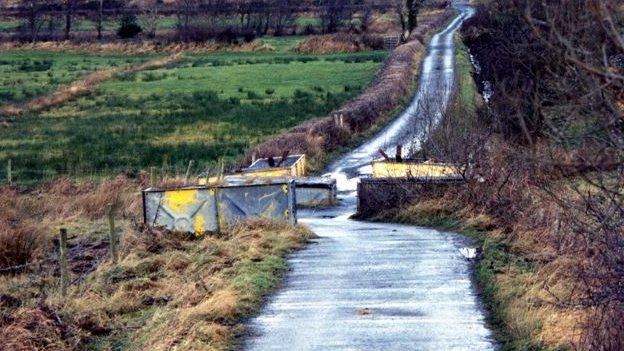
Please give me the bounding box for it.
[0,4,459,350]
[0,177,313,350]
[360,1,624,350]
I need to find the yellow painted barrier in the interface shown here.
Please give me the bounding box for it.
[371,160,462,178]
[142,187,218,235]
[143,180,297,235]
[199,154,307,185]
[243,154,307,178]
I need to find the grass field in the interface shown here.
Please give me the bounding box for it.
[0,50,387,184]
[0,51,155,105]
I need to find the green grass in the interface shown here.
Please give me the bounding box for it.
[0,19,19,32]
[0,50,386,184]
[455,35,480,111]
[0,51,154,105]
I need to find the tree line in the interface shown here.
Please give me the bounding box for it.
[0,0,438,43]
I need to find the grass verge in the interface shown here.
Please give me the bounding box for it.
[0,177,314,350]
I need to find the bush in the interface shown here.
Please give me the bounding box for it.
[117,14,143,39]
[247,91,261,100]
[243,30,257,43]
[216,27,238,44]
[177,25,214,42]
[265,88,275,96]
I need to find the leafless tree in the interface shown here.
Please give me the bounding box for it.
[137,0,163,38]
[62,0,76,39]
[19,0,50,42]
[395,0,422,41]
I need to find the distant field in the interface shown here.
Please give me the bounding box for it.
[0,51,154,105]
[0,49,387,184]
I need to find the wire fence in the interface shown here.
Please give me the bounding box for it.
[0,159,224,187]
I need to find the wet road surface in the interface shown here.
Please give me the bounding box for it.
[244,3,496,350]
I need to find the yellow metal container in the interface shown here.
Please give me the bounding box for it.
[371,160,462,179]
[199,154,306,185]
[142,187,218,235]
[143,180,297,235]
[243,154,307,178]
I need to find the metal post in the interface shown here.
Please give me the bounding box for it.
[107,204,118,264]
[59,228,69,296]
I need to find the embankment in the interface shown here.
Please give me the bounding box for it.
[247,9,455,170]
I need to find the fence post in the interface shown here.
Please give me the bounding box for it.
[59,228,69,296]
[184,160,194,184]
[149,166,155,187]
[107,204,118,265]
[219,158,226,180]
[7,159,12,186]
[162,155,168,181]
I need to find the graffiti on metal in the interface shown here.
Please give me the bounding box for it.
[216,181,296,229]
[143,180,296,235]
[143,187,218,235]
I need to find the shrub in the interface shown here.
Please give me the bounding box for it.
[0,219,41,273]
[265,88,275,96]
[247,91,261,100]
[293,89,312,100]
[17,59,53,72]
[118,14,143,39]
[243,30,257,43]
[216,27,238,44]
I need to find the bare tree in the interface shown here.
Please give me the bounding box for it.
[19,0,50,42]
[395,0,422,41]
[63,0,76,40]
[318,0,354,33]
[137,0,163,38]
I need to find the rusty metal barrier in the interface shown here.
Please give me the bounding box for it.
[142,180,296,235]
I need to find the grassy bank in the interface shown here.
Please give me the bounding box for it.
[0,178,314,350]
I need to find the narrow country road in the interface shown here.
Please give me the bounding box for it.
[244,3,496,350]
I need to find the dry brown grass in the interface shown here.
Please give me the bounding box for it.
[0,175,313,350]
[293,33,382,54]
[0,40,271,56]
[369,140,619,349]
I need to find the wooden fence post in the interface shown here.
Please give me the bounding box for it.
[59,228,69,296]
[162,155,168,181]
[218,158,225,180]
[7,159,12,186]
[184,160,194,184]
[149,166,155,187]
[107,204,118,265]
